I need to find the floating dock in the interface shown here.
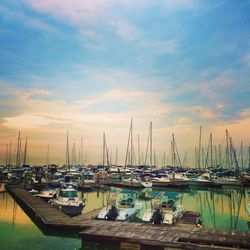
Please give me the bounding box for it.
[6,185,250,250]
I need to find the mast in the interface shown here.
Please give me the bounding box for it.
[103,132,105,167]
[66,131,70,171]
[248,146,250,169]
[46,144,50,167]
[125,118,132,171]
[214,145,218,167]
[218,144,222,167]
[144,121,152,167]
[202,146,205,168]
[198,126,202,171]
[150,121,152,168]
[16,131,21,167]
[172,134,176,168]
[240,141,243,169]
[210,133,213,168]
[8,140,12,167]
[5,143,9,168]
[131,118,133,166]
[81,137,83,166]
[115,146,118,166]
[71,142,77,166]
[226,130,230,169]
[153,150,156,167]
[172,134,182,168]
[23,136,28,166]
[137,135,140,166]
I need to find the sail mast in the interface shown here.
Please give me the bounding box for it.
[66,131,70,171]
[198,126,202,171]
[23,136,28,166]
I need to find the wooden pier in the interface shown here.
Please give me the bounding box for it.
[6,185,250,250]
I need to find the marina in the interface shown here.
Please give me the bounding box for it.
[1,0,250,249]
[2,184,250,249]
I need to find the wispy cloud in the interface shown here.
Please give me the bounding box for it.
[109,19,140,41]
[0,4,56,32]
[244,52,250,68]
[25,0,111,24]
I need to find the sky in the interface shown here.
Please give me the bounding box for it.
[0,0,250,166]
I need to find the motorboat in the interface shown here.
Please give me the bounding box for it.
[116,195,143,221]
[48,188,85,216]
[98,189,143,221]
[142,192,184,224]
[34,187,57,201]
[121,176,152,188]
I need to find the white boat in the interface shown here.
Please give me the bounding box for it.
[142,192,184,224]
[150,177,171,186]
[34,187,57,201]
[247,204,250,216]
[49,188,85,216]
[212,177,242,186]
[121,176,152,188]
[98,190,143,221]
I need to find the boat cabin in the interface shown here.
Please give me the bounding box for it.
[118,197,135,208]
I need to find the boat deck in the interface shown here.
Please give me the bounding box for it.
[6,185,250,250]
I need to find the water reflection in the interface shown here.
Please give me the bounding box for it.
[0,186,249,237]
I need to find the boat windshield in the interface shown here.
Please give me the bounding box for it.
[118,197,134,208]
[60,190,78,198]
[161,199,175,209]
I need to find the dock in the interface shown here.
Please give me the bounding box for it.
[6,185,250,250]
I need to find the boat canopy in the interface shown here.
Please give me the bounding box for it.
[60,190,78,198]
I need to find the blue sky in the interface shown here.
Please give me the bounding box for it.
[0,0,250,165]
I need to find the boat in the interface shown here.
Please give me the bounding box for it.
[247,204,250,216]
[34,187,57,201]
[212,177,242,186]
[142,192,184,224]
[121,176,152,188]
[97,189,143,221]
[48,188,85,216]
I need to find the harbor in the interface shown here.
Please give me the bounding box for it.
[1,182,250,249]
[1,1,250,249]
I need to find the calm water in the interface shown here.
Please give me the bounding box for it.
[0,182,249,250]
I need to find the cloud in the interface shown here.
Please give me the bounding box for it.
[25,0,111,24]
[0,4,56,32]
[244,52,250,68]
[109,19,140,41]
[3,114,57,129]
[216,102,225,110]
